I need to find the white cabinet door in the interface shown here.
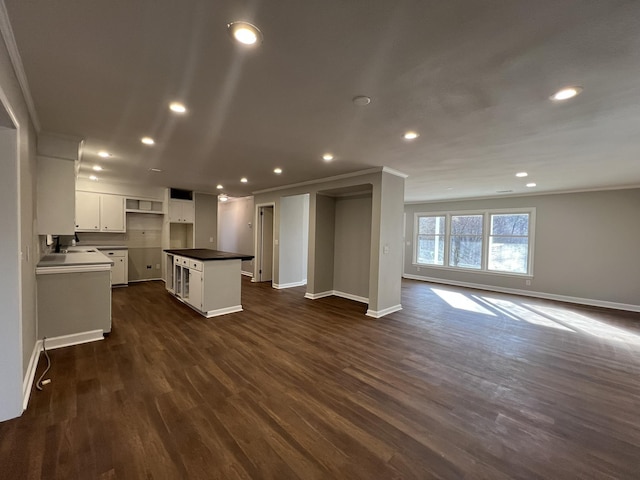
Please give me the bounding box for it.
[111,256,126,285]
[182,201,195,223]
[37,156,76,234]
[169,199,194,223]
[187,269,202,310]
[100,195,125,232]
[75,191,100,231]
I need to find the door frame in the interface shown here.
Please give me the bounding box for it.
[253,201,276,283]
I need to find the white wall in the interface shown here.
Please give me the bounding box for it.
[218,196,254,273]
[278,194,309,287]
[404,188,640,310]
[0,16,39,421]
[333,194,372,300]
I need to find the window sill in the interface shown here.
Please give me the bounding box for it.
[411,263,534,279]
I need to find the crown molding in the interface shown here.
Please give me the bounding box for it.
[0,1,40,131]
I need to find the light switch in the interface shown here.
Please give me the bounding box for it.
[274,239,279,245]
[383,244,390,254]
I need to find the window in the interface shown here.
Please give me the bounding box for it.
[417,215,445,265]
[449,214,483,269]
[488,213,529,274]
[414,209,534,275]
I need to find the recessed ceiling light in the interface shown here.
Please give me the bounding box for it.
[352,95,371,106]
[169,102,187,114]
[92,165,103,171]
[227,22,263,45]
[515,172,528,178]
[403,131,419,140]
[98,151,111,158]
[526,182,537,188]
[274,168,282,174]
[216,184,224,189]
[141,137,155,145]
[322,153,334,161]
[89,175,98,181]
[240,177,248,183]
[551,86,583,101]
[219,194,229,202]
[149,168,162,172]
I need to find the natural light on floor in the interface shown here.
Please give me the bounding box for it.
[431,288,496,316]
[525,304,640,345]
[430,287,640,345]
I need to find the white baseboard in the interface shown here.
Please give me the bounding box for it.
[22,341,41,411]
[241,271,253,278]
[304,290,369,304]
[127,278,162,283]
[43,330,105,350]
[333,290,369,304]
[274,280,307,289]
[304,291,333,300]
[402,273,640,313]
[366,304,403,318]
[204,305,243,318]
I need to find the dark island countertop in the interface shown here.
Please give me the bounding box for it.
[164,249,254,261]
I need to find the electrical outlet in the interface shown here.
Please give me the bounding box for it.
[209,237,214,243]
[525,279,531,286]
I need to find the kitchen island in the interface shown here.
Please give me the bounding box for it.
[164,249,254,318]
[36,249,113,348]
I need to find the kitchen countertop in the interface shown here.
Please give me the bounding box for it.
[37,248,114,271]
[164,249,254,261]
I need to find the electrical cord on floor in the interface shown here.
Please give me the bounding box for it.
[36,337,51,391]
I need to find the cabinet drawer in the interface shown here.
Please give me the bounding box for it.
[102,249,125,258]
[181,257,189,266]
[189,260,203,272]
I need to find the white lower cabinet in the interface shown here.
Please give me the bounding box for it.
[102,249,128,285]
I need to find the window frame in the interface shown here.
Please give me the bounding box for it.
[413,208,536,277]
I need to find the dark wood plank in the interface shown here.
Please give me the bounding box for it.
[2,277,640,479]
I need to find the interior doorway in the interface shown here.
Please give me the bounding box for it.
[257,205,274,282]
[0,97,22,421]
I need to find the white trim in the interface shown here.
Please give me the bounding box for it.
[241,270,253,278]
[204,305,243,318]
[41,330,105,351]
[366,304,403,318]
[274,280,307,289]
[382,166,409,178]
[36,264,112,274]
[304,290,333,300]
[0,2,41,131]
[404,184,640,205]
[254,202,276,282]
[22,341,41,411]
[333,290,369,304]
[127,277,162,283]
[252,167,383,194]
[304,290,369,304]
[402,274,640,313]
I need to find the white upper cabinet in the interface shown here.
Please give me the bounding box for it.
[100,195,125,231]
[169,199,194,223]
[37,156,76,235]
[75,191,100,231]
[75,192,125,232]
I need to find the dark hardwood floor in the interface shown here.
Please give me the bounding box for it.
[2,278,640,479]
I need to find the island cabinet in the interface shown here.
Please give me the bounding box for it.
[165,249,254,318]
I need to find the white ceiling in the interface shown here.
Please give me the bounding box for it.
[5,0,640,201]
